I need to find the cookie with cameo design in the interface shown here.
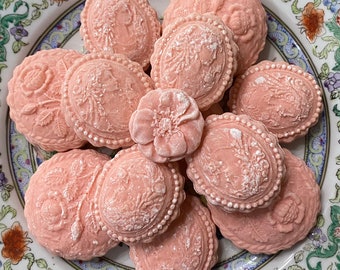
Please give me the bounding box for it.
[186,112,286,213]
[163,0,267,74]
[129,195,218,270]
[207,148,321,254]
[24,149,118,260]
[7,48,86,152]
[129,88,205,163]
[93,145,186,244]
[61,52,154,149]
[150,13,238,111]
[80,0,160,70]
[227,60,323,143]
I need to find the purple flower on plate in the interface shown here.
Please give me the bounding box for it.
[324,72,340,92]
[0,171,8,191]
[308,227,327,248]
[9,25,28,41]
[323,0,339,13]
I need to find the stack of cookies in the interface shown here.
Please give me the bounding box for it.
[7,0,323,269]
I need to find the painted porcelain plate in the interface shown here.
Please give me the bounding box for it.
[0,0,339,269]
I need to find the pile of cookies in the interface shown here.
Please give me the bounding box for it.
[6,0,323,269]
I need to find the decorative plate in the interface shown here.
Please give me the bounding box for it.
[0,0,338,269]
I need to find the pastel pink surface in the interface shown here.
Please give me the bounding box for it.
[129,88,205,163]
[228,60,323,143]
[94,145,186,244]
[130,195,218,270]
[7,48,86,152]
[151,13,238,111]
[163,0,267,74]
[208,148,321,254]
[186,112,286,212]
[80,0,160,69]
[24,149,118,260]
[61,52,154,149]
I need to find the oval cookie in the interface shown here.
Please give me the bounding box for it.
[94,145,186,244]
[208,148,321,254]
[24,149,118,260]
[7,48,86,152]
[163,0,267,74]
[186,112,286,212]
[130,195,218,270]
[228,60,323,143]
[80,0,160,69]
[61,52,154,149]
[151,13,238,111]
[129,88,205,163]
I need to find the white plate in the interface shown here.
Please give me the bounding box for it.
[0,0,338,269]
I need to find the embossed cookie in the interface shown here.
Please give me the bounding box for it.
[61,52,154,149]
[186,112,286,212]
[129,88,205,163]
[163,0,267,74]
[24,149,118,260]
[228,61,323,143]
[208,148,321,254]
[80,0,161,69]
[150,13,238,111]
[129,195,218,270]
[7,48,86,152]
[94,145,186,244]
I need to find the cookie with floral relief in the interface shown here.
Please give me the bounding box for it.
[129,88,205,163]
[61,52,154,149]
[186,112,286,213]
[24,149,118,260]
[80,0,160,69]
[150,13,238,111]
[93,145,186,244]
[129,195,218,270]
[7,48,86,152]
[227,60,323,143]
[207,148,321,254]
[163,0,267,74]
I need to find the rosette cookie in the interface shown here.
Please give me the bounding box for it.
[7,48,86,152]
[24,149,118,260]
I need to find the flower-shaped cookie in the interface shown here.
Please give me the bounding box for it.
[129,89,204,163]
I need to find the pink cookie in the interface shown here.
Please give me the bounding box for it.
[61,52,154,149]
[163,0,267,74]
[94,145,186,244]
[151,13,238,111]
[186,112,286,212]
[7,48,86,152]
[130,195,218,270]
[208,148,321,254]
[80,0,161,69]
[129,88,205,163]
[24,149,118,260]
[228,61,323,143]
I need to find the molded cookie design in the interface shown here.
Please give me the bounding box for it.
[186,113,286,212]
[61,52,154,149]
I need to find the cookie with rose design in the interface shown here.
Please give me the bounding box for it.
[80,0,160,70]
[227,60,323,143]
[162,0,267,74]
[93,145,186,244]
[150,13,238,111]
[186,112,286,213]
[129,88,205,163]
[7,48,86,152]
[61,52,154,149]
[129,195,218,270]
[24,149,118,260]
[208,148,321,254]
